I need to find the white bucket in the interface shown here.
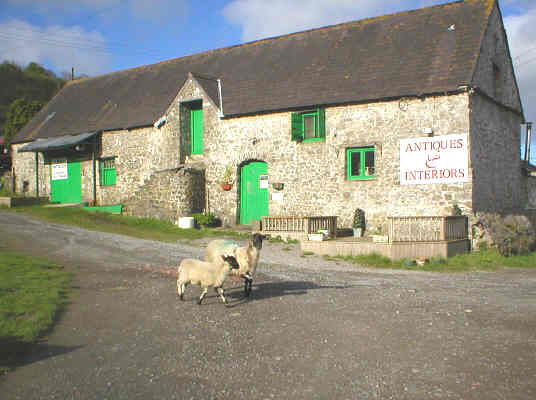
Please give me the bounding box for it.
[177,217,195,229]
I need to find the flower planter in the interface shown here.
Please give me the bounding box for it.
[221,183,233,191]
[353,228,363,238]
[308,233,326,241]
[372,234,389,243]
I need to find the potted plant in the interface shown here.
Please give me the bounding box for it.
[220,165,234,191]
[352,208,365,237]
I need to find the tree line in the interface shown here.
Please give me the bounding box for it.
[0,61,67,144]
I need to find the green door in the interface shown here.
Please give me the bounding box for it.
[50,159,81,203]
[190,106,203,155]
[240,161,268,224]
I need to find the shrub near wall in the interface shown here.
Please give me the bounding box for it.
[473,213,536,256]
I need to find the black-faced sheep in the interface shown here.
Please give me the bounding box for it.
[204,233,266,297]
[177,255,239,305]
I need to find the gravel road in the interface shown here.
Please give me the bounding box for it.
[1,211,536,399]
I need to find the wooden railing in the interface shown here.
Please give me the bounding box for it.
[388,216,468,242]
[261,216,338,238]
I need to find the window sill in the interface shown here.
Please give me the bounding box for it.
[302,138,325,143]
[347,176,376,181]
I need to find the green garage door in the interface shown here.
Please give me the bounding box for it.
[50,159,81,203]
[240,161,268,225]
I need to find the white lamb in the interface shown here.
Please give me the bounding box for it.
[177,255,239,305]
[204,233,266,297]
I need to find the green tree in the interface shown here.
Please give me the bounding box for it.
[0,61,65,137]
[3,98,44,143]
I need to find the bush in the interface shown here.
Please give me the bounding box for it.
[353,208,365,229]
[474,213,536,257]
[191,213,217,228]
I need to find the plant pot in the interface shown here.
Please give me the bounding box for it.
[353,228,363,237]
[221,183,232,191]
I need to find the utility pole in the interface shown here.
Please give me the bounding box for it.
[72,67,74,81]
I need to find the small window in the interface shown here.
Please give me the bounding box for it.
[347,147,375,180]
[99,157,116,186]
[291,108,325,142]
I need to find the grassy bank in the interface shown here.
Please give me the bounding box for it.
[0,251,71,373]
[325,246,536,272]
[7,205,245,242]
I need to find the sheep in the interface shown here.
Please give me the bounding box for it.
[204,233,266,297]
[177,255,239,305]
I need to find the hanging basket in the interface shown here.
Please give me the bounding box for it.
[221,183,233,191]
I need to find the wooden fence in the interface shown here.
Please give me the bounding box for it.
[388,216,468,242]
[261,216,338,238]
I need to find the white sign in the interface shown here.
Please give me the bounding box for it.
[400,134,468,185]
[51,161,68,181]
[259,175,268,189]
[272,193,283,201]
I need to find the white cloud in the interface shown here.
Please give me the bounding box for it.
[222,0,411,42]
[5,0,187,23]
[0,19,111,76]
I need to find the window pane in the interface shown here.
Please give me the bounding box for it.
[303,115,316,139]
[350,151,361,176]
[364,150,375,176]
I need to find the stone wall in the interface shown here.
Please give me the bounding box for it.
[98,124,181,206]
[467,2,526,214]
[122,167,205,223]
[10,145,49,197]
[199,93,474,231]
[471,3,523,113]
[469,93,524,213]
[528,177,536,209]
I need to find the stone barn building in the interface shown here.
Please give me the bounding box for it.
[9,0,533,237]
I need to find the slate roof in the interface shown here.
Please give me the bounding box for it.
[14,0,498,143]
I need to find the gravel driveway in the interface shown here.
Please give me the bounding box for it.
[1,211,536,399]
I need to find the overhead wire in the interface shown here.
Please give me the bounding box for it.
[0,24,158,53]
[0,29,166,57]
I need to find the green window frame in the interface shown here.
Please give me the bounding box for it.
[99,157,116,186]
[346,147,375,180]
[291,108,325,142]
[190,102,203,155]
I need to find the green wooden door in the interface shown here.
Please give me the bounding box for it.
[50,160,81,203]
[240,161,268,224]
[190,107,203,155]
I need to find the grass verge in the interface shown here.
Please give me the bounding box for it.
[0,251,72,374]
[9,205,246,242]
[324,247,536,272]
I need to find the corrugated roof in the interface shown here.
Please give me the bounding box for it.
[13,0,499,143]
[17,132,97,152]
